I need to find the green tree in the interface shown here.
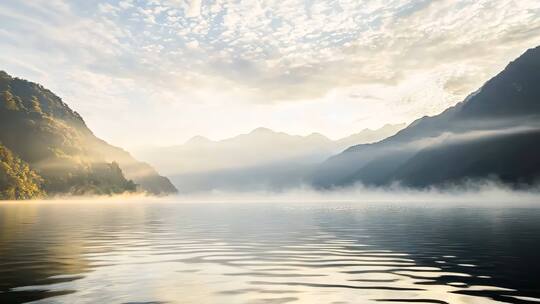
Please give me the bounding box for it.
[2,91,20,111]
[0,144,44,200]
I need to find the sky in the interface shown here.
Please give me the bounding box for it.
[0,0,539,148]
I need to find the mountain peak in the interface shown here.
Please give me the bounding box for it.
[305,132,331,142]
[457,45,540,119]
[307,132,326,138]
[249,127,276,135]
[185,135,212,145]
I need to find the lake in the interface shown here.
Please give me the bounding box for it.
[1,199,539,304]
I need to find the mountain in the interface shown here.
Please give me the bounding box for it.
[0,143,44,200]
[0,71,177,198]
[336,124,407,148]
[134,125,405,192]
[312,46,540,188]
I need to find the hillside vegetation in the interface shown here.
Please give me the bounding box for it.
[0,71,175,198]
[0,143,44,200]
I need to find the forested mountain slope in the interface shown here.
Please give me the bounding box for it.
[0,71,176,198]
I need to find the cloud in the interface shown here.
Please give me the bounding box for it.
[186,0,201,18]
[186,40,199,49]
[0,0,539,147]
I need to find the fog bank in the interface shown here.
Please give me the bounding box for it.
[168,182,540,206]
[2,179,539,207]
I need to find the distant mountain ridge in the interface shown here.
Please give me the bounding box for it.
[6,44,536,196]
[312,46,540,188]
[134,124,405,192]
[0,71,177,198]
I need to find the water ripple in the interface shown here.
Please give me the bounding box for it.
[1,202,539,303]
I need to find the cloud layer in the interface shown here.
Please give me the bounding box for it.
[1,0,539,146]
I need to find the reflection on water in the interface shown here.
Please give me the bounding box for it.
[1,201,540,304]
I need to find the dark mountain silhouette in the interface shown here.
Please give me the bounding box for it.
[313,46,540,188]
[0,71,177,198]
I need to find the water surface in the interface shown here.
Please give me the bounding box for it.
[1,200,539,303]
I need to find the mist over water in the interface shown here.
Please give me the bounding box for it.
[171,182,540,206]
[1,187,540,304]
